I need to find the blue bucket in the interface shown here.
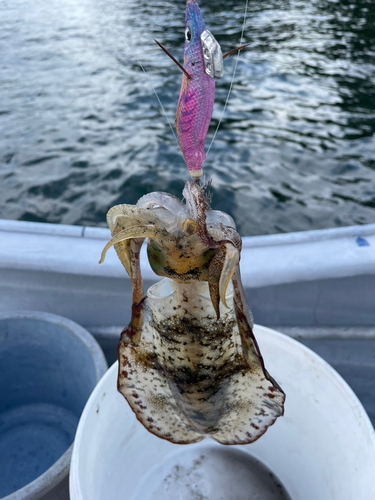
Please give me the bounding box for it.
[0,311,107,500]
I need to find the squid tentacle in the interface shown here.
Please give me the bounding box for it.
[99,225,169,265]
[208,242,240,319]
[219,243,240,308]
[208,243,226,319]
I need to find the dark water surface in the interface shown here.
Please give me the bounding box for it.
[1,0,374,235]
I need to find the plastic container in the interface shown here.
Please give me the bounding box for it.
[70,325,375,500]
[0,311,108,500]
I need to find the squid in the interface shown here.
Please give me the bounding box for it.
[100,182,285,445]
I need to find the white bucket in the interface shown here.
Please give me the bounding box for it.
[70,325,375,500]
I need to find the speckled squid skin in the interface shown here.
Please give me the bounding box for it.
[100,182,285,445]
[118,279,284,445]
[176,0,215,178]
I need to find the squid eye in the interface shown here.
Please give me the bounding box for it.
[185,27,192,42]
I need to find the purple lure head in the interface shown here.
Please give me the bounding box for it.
[185,0,206,59]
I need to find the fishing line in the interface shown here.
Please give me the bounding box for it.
[206,0,250,157]
[93,0,179,148]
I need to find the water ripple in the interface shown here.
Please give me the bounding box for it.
[0,0,374,234]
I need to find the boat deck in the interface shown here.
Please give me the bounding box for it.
[0,219,374,498]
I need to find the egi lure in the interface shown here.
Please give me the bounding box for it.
[155,0,249,178]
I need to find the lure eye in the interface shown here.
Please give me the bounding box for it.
[185,26,192,42]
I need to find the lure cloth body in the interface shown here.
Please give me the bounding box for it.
[100,183,285,445]
[176,0,215,178]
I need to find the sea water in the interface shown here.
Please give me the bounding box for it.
[0,0,374,235]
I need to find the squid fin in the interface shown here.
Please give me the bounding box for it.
[210,268,285,445]
[118,301,204,444]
